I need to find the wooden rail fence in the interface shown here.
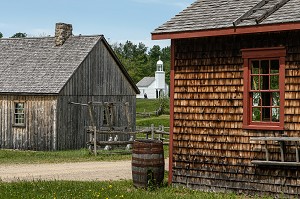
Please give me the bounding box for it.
[86,124,169,155]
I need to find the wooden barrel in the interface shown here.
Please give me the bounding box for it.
[132,139,165,188]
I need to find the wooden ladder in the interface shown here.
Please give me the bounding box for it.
[233,0,290,26]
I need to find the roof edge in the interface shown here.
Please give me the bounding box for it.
[152,22,300,40]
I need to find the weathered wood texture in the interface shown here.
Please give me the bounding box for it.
[0,39,137,151]
[0,95,57,150]
[172,31,300,197]
[56,39,137,150]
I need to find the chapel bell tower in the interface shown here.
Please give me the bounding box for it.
[155,57,165,98]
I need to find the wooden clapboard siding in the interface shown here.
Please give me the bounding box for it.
[0,95,57,150]
[57,39,137,150]
[172,30,300,196]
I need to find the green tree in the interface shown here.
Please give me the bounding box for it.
[148,45,171,85]
[111,41,170,85]
[112,41,148,83]
[0,32,3,38]
[161,46,171,85]
[148,45,161,74]
[11,32,27,38]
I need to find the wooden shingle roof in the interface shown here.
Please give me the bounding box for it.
[152,0,300,39]
[0,35,139,94]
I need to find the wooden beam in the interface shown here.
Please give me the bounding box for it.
[233,0,269,26]
[250,137,300,142]
[256,0,291,24]
[87,141,134,146]
[252,160,300,166]
[151,22,300,40]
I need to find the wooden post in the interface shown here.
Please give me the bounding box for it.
[93,126,97,156]
[88,102,97,156]
[125,102,131,131]
[87,102,96,128]
[151,124,154,140]
[279,141,285,162]
[295,141,299,162]
[162,125,165,143]
[296,142,299,163]
[264,141,269,161]
[109,103,114,128]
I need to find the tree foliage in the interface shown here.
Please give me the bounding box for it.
[11,32,27,38]
[0,32,3,38]
[111,41,170,85]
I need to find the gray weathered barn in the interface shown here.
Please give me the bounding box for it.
[153,0,300,197]
[0,23,139,151]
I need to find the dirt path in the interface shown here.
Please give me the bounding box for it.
[0,159,169,182]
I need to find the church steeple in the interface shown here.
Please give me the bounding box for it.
[155,57,166,98]
[156,56,163,71]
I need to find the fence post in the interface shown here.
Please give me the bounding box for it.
[151,124,154,140]
[93,126,97,156]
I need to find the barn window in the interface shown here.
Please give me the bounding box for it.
[14,102,25,126]
[242,47,286,130]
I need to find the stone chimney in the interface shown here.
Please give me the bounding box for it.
[55,23,73,46]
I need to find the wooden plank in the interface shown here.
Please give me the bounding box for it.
[279,141,285,162]
[87,141,133,146]
[251,160,300,166]
[86,130,137,135]
[296,142,299,163]
[250,137,300,142]
[264,141,270,161]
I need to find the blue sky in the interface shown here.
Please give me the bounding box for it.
[0,0,194,48]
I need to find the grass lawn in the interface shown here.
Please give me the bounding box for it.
[0,180,268,199]
[0,149,132,164]
[136,114,170,127]
[0,146,169,165]
[136,98,159,113]
[0,98,274,199]
[136,98,170,128]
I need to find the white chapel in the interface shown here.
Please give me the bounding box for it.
[136,58,169,99]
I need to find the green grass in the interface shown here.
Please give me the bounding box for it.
[0,146,169,165]
[136,98,170,128]
[0,180,268,199]
[0,148,132,165]
[136,114,170,127]
[136,99,161,113]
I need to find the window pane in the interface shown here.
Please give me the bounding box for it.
[261,92,271,106]
[252,92,261,106]
[261,60,269,74]
[251,76,259,90]
[270,75,279,90]
[272,92,280,106]
[260,76,270,90]
[14,102,25,125]
[252,108,261,121]
[262,107,271,121]
[251,61,259,74]
[272,108,280,122]
[270,60,279,74]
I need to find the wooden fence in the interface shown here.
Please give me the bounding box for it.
[87,124,169,155]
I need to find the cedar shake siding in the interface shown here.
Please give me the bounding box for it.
[152,0,300,197]
[171,31,300,196]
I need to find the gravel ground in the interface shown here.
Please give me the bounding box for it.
[0,159,169,182]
